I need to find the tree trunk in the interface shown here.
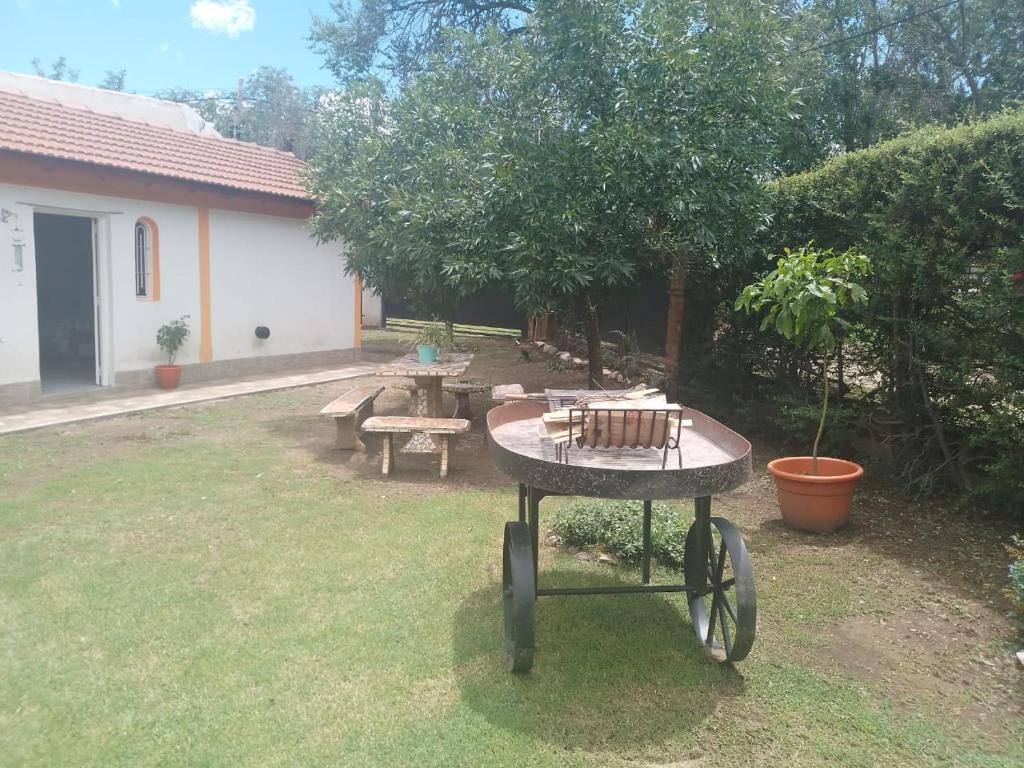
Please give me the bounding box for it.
[583,294,603,389]
[663,257,687,401]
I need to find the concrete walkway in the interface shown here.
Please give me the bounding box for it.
[0,363,380,436]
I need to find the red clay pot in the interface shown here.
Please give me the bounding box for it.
[155,364,183,390]
[766,456,864,534]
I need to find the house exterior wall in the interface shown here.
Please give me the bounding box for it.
[207,209,353,364]
[0,181,355,402]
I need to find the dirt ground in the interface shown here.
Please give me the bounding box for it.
[41,331,1023,745]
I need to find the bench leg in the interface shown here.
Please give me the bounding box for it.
[334,415,360,451]
[452,392,473,420]
[352,402,373,452]
[439,435,450,478]
[381,434,394,475]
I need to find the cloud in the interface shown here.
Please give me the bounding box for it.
[188,1,256,37]
[111,0,120,8]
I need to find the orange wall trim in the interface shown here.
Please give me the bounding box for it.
[198,208,213,363]
[137,216,160,301]
[353,274,363,349]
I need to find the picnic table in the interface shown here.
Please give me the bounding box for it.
[375,352,474,452]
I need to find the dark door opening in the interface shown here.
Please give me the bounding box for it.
[34,212,98,395]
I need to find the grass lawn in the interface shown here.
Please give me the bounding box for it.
[1,336,1020,766]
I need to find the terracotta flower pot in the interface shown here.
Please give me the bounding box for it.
[766,456,864,534]
[155,364,183,390]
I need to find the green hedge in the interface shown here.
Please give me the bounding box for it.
[724,111,1024,513]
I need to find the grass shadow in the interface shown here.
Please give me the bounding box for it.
[452,570,744,752]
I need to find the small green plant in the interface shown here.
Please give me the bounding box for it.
[545,356,570,373]
[413,321,449,350]
[736,243,870,473]
[551,500,688,569]
[156,316,191,365]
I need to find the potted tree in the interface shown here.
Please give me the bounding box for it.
[413,321,448,364]
[155,316,191,389]
[736,244,870,533]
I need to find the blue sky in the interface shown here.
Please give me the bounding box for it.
[3,1,340,94]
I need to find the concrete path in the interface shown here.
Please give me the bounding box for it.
[0,363,380,436]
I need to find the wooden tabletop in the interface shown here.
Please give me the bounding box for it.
[375,352,474,379]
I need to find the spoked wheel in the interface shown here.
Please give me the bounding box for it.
[684,517,756,663]
[502,521,535,673]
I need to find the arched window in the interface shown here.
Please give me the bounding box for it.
[134,218,160,299]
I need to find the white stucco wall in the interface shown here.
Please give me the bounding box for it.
[0,191,40,386]
[208,210,353,362]
[0,181,355,394]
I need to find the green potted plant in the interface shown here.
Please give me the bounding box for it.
[736,243,870,533]
[155,315,191,389]
[413,321,448,364]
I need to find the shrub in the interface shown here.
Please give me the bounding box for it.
[707,110,1024,514]
[551,500,689,569]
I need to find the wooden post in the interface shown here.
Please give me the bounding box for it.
[381,434,394,475]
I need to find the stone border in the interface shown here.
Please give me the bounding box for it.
[531,341,631,384]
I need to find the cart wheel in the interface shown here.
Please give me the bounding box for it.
[502,521,535,673]
[684,517,756,663]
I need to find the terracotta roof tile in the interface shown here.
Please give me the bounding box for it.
[0,89,310,200]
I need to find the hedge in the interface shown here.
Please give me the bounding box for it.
[719,110,1024,513]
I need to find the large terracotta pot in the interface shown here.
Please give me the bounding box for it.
[155,364,183,390]
[766,456,864,534]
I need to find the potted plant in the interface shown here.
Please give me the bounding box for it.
[414,321,448,364]
[155,316,191,389]
[736,243,870,533]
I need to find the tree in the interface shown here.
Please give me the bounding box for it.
[99,69,126,92]
[31,56,80,83]
[309,0,794,387]
[29,57,128,92]
[160,68,322,158]
[309,0,531,84]
[778,0,1024,172]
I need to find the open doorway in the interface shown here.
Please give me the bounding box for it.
[34,212,99,395]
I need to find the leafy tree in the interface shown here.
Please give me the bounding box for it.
[779,0,1024,171]
[31,56,79,83]
[99,69,126,92]
[29,57,127,91]
[160,68,322,158]
[309,0,531,84]
[309,0,794,387]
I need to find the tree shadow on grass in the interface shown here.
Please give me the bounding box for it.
[452,571,745,753]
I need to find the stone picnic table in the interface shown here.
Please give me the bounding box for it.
[375,352,474,452]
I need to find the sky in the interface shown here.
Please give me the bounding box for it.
[3,1,340,94]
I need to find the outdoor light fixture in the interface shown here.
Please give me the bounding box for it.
[11,225,24,273]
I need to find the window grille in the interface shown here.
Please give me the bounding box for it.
[135,220,152,297]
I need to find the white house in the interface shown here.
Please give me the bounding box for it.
[0,72,360,403]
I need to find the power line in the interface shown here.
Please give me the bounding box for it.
[798,0,961,55]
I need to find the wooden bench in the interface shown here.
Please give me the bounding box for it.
[442,381,489,419]
[320,385,385,451]
[360,416,471,478]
